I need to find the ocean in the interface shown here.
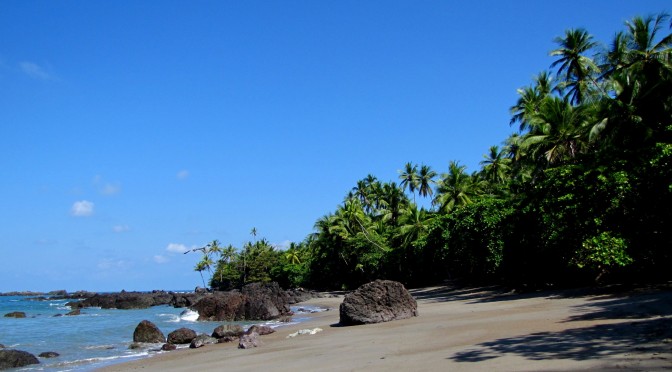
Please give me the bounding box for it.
[0,293,318,371]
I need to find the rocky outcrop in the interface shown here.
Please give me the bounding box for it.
[4,312,26,318]
[167,328,197,345]
[76,291,173,310]
[132,320,165,343]
[65,309,81,316]
[38,351,59,358]
[170,293,207,308]
[189,334,217,349]
[0,349,40,369]
[339,280,418,326]
[191,282,291,321]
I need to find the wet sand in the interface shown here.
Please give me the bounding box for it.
[98,284,672,371]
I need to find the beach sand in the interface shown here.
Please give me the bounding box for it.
[98,284,672,371]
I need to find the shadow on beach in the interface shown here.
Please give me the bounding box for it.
[444,283,672,365]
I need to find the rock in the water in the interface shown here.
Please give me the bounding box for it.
[38,351,59,358]
[65,309,80,316]
[132,320,166,343]
[167,328,197,344]
[0,349,40,369]
[0,344,4,349]
[4,312,26,318]
[238,332,261,349]
[246,324,275,336]
[189,334,218,349]
[339,280,418,326]
[77,292,173,310]
[161,343,176,351]
[211,324,244,339]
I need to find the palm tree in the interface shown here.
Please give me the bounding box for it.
[433,161,479,213]
[417,164,437,199]
[398,162,420,203]
[194,260,208,289]
[550,28,600,104]
[285,243,302,264]
[510,71,554,132]
[480,145,512,184]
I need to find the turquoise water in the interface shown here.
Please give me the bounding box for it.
[0,294,313,371]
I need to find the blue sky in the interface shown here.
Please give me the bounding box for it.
[1,1,669,292]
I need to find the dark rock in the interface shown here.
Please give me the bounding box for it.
[38,351,59,358]
[4,312,26,318]
[242,282,291,320]
[189,334,217,349]
[0,291,44,297]
[161,343,177,351]
[65,309,81,316]
[190,282,291,321]
[128,343,142,350]
[78,292,173,310]
[285,288,322,304]
[339,280,418,326]
[191,292,246,321]
[217,336,238,343]
[0,349,40,369]
[167,328,197,344]
[211,324,244,339]
[238,332,261,349]
[48,290,68,296]
[195,287,208,294]
[0,344,4,348]
[246,325,275,336]
[170,293,206,308]
[132,320,166,343]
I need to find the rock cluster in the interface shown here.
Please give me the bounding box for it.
[339,280,418,326]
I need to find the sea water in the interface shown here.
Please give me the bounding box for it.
[0,294,320,371]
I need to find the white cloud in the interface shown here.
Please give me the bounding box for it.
[19,61,52,80]
[112,225,130,233]
[153,255,169,264]
[166,243,189,253]
[176,170,189,180]
[71,200,94,217]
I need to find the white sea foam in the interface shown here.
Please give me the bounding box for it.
[179,309,199,322]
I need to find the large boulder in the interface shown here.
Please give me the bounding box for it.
[190,282,291,321]
[241,282,290,320]
[191,292,246,321]
[246,324,275,336]
[339,280,418,326]
[132,320,166,343]
[167,328,197,344]
[0,349,40,369]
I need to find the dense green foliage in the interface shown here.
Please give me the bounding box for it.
[197,13,671,290]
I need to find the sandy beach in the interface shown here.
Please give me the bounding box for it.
[98,284,672,371]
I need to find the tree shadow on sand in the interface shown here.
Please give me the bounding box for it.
[450,286,672,364]
[450,317,672,363]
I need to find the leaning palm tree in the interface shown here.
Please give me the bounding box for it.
[194,260,208,289]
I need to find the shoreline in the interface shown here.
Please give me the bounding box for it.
[97,284,672,371]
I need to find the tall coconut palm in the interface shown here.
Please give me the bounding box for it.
[510,71,555,132]
[417,164,437,199]
[550,28,600,104]
[398,162,420,203]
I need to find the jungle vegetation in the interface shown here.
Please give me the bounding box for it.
[195,13,672,290]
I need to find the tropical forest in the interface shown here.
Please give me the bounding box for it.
[193,13,672,291]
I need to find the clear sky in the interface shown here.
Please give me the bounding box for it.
[1,1,669,292]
